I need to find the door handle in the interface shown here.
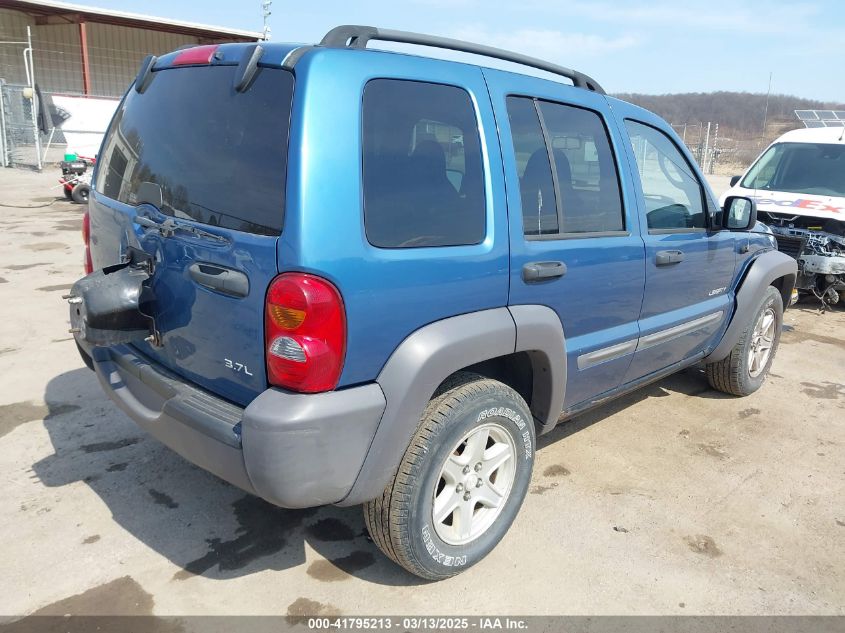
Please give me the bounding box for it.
[655,250,684,266]
[188,263,249,298]
[522,261,567,282]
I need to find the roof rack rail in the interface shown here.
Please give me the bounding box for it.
[320,25,606,95]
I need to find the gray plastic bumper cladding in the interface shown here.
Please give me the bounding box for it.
[339,306,567,506]
[81,305,567,509]
[83,343,386,508]
[242,384,386,508]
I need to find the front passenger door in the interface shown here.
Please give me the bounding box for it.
[619,116,737,381]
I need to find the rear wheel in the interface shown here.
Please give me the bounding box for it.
[706,286,783,396]
[71,183,90,204]
[364,372,535,580]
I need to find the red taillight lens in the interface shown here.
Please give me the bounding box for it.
[82,211,92,274]
[265,273,346,393]
[172,45,219,66]
[82,211,90,245]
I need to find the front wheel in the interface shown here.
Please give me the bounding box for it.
[706,286,783,396]
[364,372,535,580]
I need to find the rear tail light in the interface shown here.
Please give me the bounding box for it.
[82,211,90,244]
[265,273,346,393]
[172,45,219,66]
[82,211,93,274]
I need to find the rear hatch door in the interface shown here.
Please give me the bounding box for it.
[89,60,294,406]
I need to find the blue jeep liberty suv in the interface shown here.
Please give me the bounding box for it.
[69,26,797,580]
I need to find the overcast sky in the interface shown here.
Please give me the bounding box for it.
[89,0,843,101]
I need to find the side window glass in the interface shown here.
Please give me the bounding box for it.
[506,96,558,236]
[625,120,706,230]
[538,101,624,233]
[362,79,486,248]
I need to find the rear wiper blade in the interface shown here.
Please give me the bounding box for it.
[134,215,229,244]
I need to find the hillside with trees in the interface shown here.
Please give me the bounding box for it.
[612,91,845,168]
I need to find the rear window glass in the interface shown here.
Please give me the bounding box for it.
[95,65,293,236]
[362,79,486,248]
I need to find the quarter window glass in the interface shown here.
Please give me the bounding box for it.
[538,101,624,233]
[625,120,706,230]
[362,79,485,248]
[506,96,558,236]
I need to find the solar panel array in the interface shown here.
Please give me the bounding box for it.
[795,110,845,128]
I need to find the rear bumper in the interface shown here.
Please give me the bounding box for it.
[79,343,386,508]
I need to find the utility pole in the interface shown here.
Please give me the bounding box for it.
[261,1,272,41]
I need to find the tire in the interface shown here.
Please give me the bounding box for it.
[71,183,90,204]
[706,286,783,396]
[364,372,535,580]
[63,187,73,200]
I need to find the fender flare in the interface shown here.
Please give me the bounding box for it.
[706,249,797,363]
[509,304,566,434]
[338,306,567,506]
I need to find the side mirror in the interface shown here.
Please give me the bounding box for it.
[722,195,757,231]
[729,175,741,187]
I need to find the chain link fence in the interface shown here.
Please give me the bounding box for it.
[672,120,803,177]
[0,75,114,171]
[0,80,44,169]
[0,22,141,171]
[0,22,42,170]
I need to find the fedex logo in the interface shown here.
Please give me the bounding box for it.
[751,196,843,214]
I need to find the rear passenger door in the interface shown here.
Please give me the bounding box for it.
[609,104,738,381]
[484,70,645,410]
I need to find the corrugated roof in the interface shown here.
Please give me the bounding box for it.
[0,0,264,40]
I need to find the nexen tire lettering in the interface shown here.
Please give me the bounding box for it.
[421,525,467,567]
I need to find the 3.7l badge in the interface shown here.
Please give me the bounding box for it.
[224,358,253,376]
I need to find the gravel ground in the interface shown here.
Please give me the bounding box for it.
[0,168,843,620]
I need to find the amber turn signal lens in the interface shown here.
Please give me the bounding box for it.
[268,305,306,330]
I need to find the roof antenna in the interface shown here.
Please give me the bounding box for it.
[261,1,272,41]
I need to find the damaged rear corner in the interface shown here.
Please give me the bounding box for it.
[67,246,160,348]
